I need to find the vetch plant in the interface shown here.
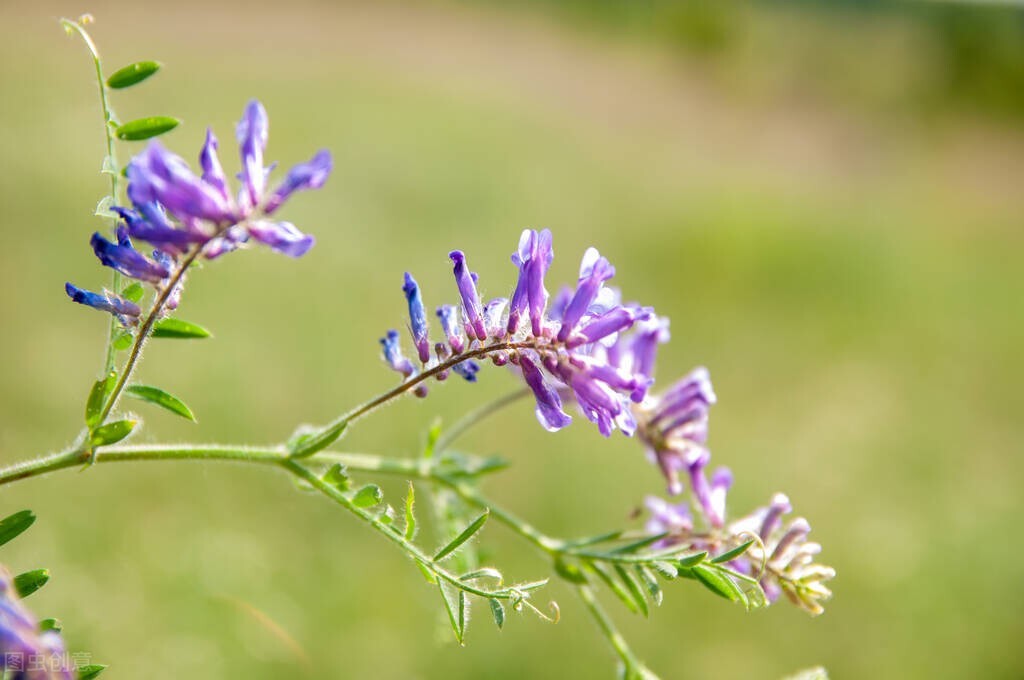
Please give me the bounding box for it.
[0,15,834,679]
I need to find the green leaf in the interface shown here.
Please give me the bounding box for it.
[115,116,180,141]
[437,582,464,645]
[89,419,136,447]
[692,564,744,604]
[553,557,587,584]
[39,618,62,632]
[85,372,116,428]
[458,591,469,641]
[433,510,488,562]
[125,384,195,422]
[78,664,108,679]
[288,420,347,459]
[403,482,417,541]
[112,332,133,351]
[636,565,663,607]
[711,539,755,565]
[614,564,649,617]
[322,463,350,491]
[677,551,708,568]
[151,317,210,339]
[14,569,49,598]
[459,568,502,583]
[107,60,161,89]
[94,195,116,220]
[563,530,624,548]
[488,598,505,630]
[0,510,36,548]
[415,559,437,584]
[588,562,639,614]
[352,484,383,508]
[610,532,669,555]
[650,561,679,579]
[121,282,144,303]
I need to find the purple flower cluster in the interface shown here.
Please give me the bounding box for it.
[0,567,73,679]
[639,368,833,614]
[379,229,664,437]
[66,100,332,324]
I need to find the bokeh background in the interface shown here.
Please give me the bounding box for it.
[1,1,1022,677]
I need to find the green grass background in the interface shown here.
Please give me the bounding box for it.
[1,1,1021,677]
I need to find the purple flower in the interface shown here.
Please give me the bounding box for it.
[519,355,572,431]
[644,495,692,536]
[117,100,328,260]
[507,229,553,336]
[237,99,269,209]
[377,231,658,437]
[1,566,74,679]
[90,232,170,283]
[380,330,416,378]
[264,150,333,215]
[557,248,615,343]
[436,305,465,353]
[402,273,431,363]
[127,141,235,224]
[65,283,141,324]
[246,221,315,258]
[449,251,487,340]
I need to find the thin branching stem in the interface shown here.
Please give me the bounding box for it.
[434,387,530,453]
[61,16,123,376]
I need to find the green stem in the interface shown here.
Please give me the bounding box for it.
[61,16,123,377]
[96,246,204,425]
[576,583,658,679]
[434,387,530,453]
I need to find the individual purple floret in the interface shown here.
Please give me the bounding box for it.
[65,283,140,326]
[403,273,431,363]
[0,566,74,679]
[636,366,717,495]
[449,251,487,341]
[380,330,416,379]
[90,232,170,283]
[378,229,657,437]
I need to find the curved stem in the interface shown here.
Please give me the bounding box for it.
[96,246,203,425]
[61,16,123,376]
[576,584,658,679]
[309,340,541,442]
[434,388,530,453]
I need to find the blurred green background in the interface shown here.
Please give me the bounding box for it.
[1,0,1022,677]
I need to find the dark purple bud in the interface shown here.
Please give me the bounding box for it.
[449,250,487,340]
[199,128,231,203]
[237,99,269,208]
[519,355,572,432]
[452,360,481,382]
[402,273,431,363]
[246,220,315,257]
[65,282,141,320]
[90,232,170,283]
[380,330,416,378]
[264,149,333,215]
[436,304,465,353]
[557,247,615,342]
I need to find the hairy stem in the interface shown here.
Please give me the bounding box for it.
[61,16,123,376]
[576,583,657,679]
[96,246,203,425]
